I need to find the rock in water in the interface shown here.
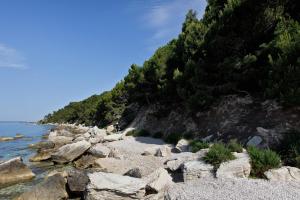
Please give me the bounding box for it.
[182,161,214,182]
[264,166,300,182]
[15,174,68,200]
[51,140,91,164]
[144,168,173,193]
[0,157,35,188]
[0,137,14,142]
[86,172,146,200]
[216,151,251,179]
[29,150,52,162]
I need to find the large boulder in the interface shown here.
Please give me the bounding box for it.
[216,151,251,179]
[144,168,173,193]
[88,144,111,158]
[15,174,68,200]
[86,172,146,200]
[51,141,91,164]
[103,134,123,142]
[106,125,116,134]
[0,157,35,188]
[182,161,214,182]
[74,155,97,169]
[264,166,300,182]
[48,131,73,146]
[155,146,172,157]
[174,139,190,153]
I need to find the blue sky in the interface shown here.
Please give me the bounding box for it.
[0,0,206,121]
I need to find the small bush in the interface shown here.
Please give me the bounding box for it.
[247,146,281,178]
[203,143,235,168]
[164,133,183,144]
[190,140,209,153]
[126,129,150,137]
[227,139,243,153]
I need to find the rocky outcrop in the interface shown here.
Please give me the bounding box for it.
[86,172,146,200]
[216,151,251,179]
[0,157,35,188]
[51,140,91,164]
[15,174,68,200]
[182,161,214,182]
[144,168,173,193]
[264,166,300,182]
[88,144,111,158]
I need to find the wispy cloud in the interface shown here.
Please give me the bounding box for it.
[143,0,206,51]
[0,43,27,69]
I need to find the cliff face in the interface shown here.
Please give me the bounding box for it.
[122,95,300,148]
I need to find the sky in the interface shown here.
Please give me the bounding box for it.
[0,0,207,121]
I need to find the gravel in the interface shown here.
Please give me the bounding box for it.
[165,178,300,200]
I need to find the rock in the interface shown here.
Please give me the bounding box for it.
[106,125,116,134]
[216,151,251,179]
[29,150,52,162]
[122,127,136,136]
[28,141,55,150]
[0,137,14,142]
[15,174,68,200]
[88,144,111,158]
[247,136,263,147]
[103,134,123,142]
[142,147,158,156]
[89,126,107,137]
[174,139,190,153]
[166,150,208,171]
[67,170,89,193]
[182,161,214,182]
[51,141,91,164]
[124,168,142,178]
[48,131,73,146]
[46,170,68,179]
[155,146,172,157]
[144,168,173,193]
[264,166,300,182]
[88,136,103,144]
[14,134,24,139]
[74,155,97,169]
[108,148,124,160]
[86,172,146,200]
[0,157,35,188]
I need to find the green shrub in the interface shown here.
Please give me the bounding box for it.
[227,139,243,153]
[247,146,281,178]
[126,129,150,137]
[190,140,209,153]
[277,130,300,168]
[203,143,235,168]
[165,133,183,144]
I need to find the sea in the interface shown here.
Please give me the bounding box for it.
[0,121,55,199]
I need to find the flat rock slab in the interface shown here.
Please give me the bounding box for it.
[15,174,68,200]
[264,166,300,182]
[0,157,35,188]
[165,178,300,200]
[144,168,173,193]
[216,151,251,179]
[51,140,91,164]
[86,172,146,200]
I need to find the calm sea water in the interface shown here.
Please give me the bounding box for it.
[0,122,53,162]
[0,122,54,199]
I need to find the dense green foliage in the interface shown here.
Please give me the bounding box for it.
[42,0,300,128]
[277,130,300,168]
[203,143,235,168]
[227,139,243,153]
[190,140,209,153]
[247,146,281,178]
